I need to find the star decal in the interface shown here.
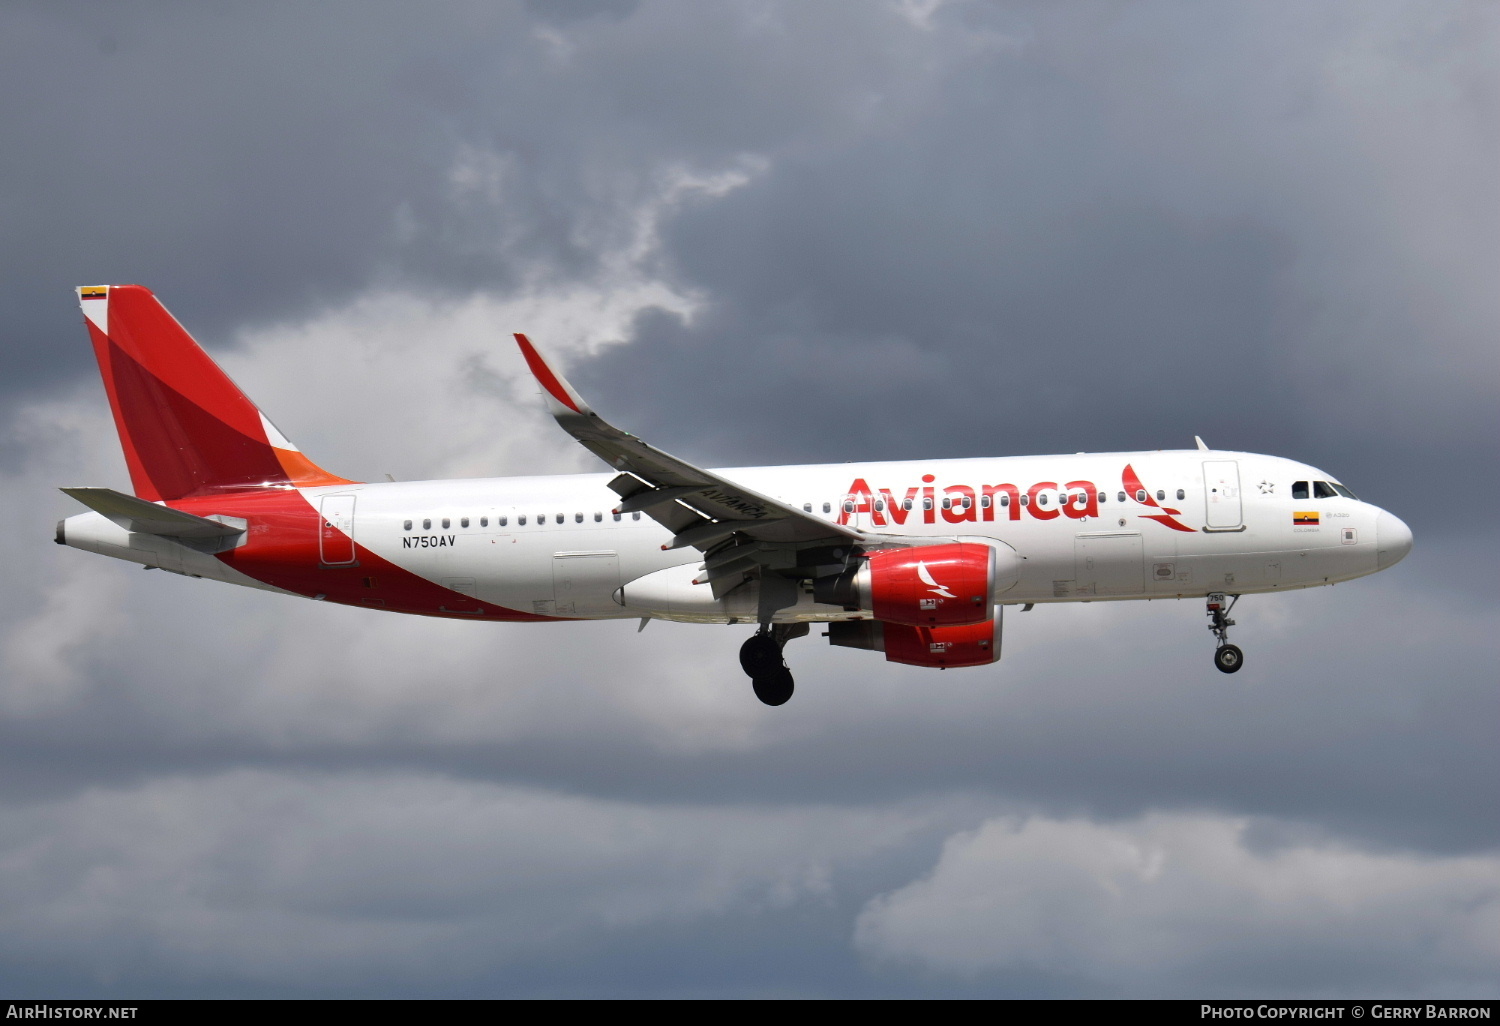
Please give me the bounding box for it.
[1258,480,1275,494]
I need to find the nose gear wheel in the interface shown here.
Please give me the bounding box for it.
[1213,643,1243,673]
[1206,593,1244,674]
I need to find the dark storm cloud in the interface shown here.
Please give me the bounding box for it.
[2,569,1491,856]
[0,1,922,399]
[572,1,1498,536]
[0,1,659,398]
[3,4,432,387]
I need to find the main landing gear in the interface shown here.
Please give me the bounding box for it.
[740,623,808,706]
[1206,592,1243,674]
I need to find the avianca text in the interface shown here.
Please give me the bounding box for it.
[838,463,1196,533]
[838,474,1101,526]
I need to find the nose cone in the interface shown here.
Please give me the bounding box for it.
[1375,511,1413,570]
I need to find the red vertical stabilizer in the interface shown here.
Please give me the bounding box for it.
[77,285,353,500]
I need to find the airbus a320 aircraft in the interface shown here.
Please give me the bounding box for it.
[57,285,1413,705]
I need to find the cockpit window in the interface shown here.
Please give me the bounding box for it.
[1331,482,1358,500]
[1313,481,1337,499]
[1292,481,1309,499]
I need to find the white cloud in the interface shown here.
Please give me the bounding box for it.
[854,811,1500,996]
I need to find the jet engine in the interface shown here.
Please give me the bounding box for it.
[814,542,998,627]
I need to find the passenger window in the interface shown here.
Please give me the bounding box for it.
[980,495,991,509]
[518,515,527,526]
[1135,490,1147,503]
[1020,494,1029,507]
[803,503,812,513]
[1176,489,1185,501]
[962,496,972,509]
[1037,493,1048,507]
[1097,492,1106,504]
[632,512,641,520]
[903,498,914,511]
[843,500,855,514]
[498,516,508,527]
[555,514,564,524]
[480,517,488,527]
[1314,481,1337,499]
[575,512,584,523]
[1156,490,1165,501]
[594,512,602,522]
[923,497,934,511]
[822,502,831,514]
[613,513,622,521]
[874,499,885,512]
[460,517,469,528]
[941,498,952,510]
[403,520,412,531]
[1117,492,1126,503]
[442,518,451,529]
[1000,495,1010,507]
[422,518,432,530]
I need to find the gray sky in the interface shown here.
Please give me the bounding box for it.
[1,0,1496,998]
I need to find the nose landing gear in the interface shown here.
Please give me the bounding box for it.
[739,623,808,706]
[1206,592,1243,674]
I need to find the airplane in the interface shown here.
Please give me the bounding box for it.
[56,285,1413,705]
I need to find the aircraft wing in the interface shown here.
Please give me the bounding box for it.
[514,334,862,561]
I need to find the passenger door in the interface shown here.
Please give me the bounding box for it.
[1202,461,1243,530]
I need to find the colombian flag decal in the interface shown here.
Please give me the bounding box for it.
[1293,511,1320,526]
[80,286,107,300]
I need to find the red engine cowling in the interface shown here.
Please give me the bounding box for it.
[827,616,1002,668]
[858,543,996,627]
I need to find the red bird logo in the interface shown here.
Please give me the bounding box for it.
[1122,464,1196,532]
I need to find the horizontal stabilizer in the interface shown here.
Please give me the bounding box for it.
[60,487,246,538]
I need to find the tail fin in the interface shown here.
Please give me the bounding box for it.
[76,285,353,500]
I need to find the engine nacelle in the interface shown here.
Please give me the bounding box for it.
[817,542,997,627]
[827,611,1002,668]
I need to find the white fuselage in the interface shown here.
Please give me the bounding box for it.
[62,449,1406,624]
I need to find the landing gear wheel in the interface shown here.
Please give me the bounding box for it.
[752,667,795,706]
[740,623,807,705]
[1205,593,1244,675]
[739,632,784,678]
[1214,644,1244,674]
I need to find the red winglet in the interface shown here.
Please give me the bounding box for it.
[513,333,583,414]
